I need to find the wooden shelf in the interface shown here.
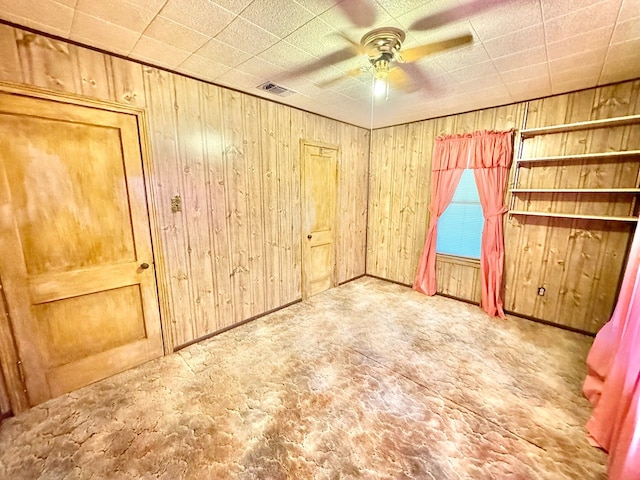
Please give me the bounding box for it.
[511,188,640,193]
[517,150,640,164]
[509,210,638,222]
[521,114,640,138]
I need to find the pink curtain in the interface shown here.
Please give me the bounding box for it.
[413,134,470,295]
[471,131,513,318]
[583,220,640,480]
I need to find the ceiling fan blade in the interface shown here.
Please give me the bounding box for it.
[278,47,358,79]
[389,63,431,93]
[334,31,367,55]
[317,67,365,88]
[337,0,377,28]
[409,0,511,31]
[401,34,473,63]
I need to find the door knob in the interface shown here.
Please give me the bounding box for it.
[307,234,312,239]
[140,262,150,269]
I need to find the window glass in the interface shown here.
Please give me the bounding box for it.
[436,169,483,259]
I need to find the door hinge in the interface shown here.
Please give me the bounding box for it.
[16,360,25,384]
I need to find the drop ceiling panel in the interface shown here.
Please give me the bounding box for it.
[0,0,638,128]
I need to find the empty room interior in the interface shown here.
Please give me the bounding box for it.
[0,0,639,478]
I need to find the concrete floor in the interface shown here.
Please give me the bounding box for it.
[0,277,606,479]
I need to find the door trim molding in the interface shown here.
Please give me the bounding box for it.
[300,139,340,300]
[0,81,169,412]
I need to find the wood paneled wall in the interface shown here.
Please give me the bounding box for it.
[367,104,523,298]
[504,81,640,333]
[0,24,369,352]
[367,82,640,334]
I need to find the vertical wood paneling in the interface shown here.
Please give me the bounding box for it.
[0,27,22,82]
[0,360,9,417]
[201,83,234,331]
[0,23,370,410]
[143,68,194,348]
[260,101,281,311]
[243,95,267,317]
[368,104,522,300]
[504,81,640,332]
[174,76,216,339]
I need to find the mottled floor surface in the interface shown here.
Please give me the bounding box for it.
[0,277,606,479]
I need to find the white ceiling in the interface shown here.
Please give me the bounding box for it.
[1,0,639,128]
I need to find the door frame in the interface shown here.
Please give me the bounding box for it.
[0,81,168,413]
[300,139,340,300]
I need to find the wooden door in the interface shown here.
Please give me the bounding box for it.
[0,91,164,406]
[301,141,339,298]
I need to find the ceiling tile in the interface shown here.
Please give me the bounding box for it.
[159,0,236,36]
[283,17,346,58]
[611,17,640,44]
[455,72,504,91]
[216,68,262,90]
[491,45,548,73]
[239,0,315,38]
[144,15,211,52]
[0,0,74,35]
[619,0,640,18]
[179,53,231,79]
[196,37,253,67]
[211,0,254,14]
[506,75,552,102]
[468,0,542,41]
[551,75,602,95]
[448,60,498,83]
[548,48,607,74]
[235,56,287,79]
[482,24,545,59]
[376,0,435,19]
[75,0,158,33]
[258,40,317,70]
[541,0,619,20]
[1,0,639,128]
[546,26,613,61]
[70,11,141,54]
[500,62,549,85]
[319,1,391,39]
[215,17,280,55]
[293,0,342,16]
[395,1,469,35]
[130,35,192,68]
[433,42,489,70]
[544,1,620,44]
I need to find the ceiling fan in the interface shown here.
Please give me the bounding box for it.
[278,0,509,96]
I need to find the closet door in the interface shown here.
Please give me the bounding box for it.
[0,92,163,406]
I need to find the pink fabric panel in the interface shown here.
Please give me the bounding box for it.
[413,167,464,295]
[471,130,513,318]
[473,166,509,318]
[470,130,514,168]
[431,134,472,170]
[583,219,640,480]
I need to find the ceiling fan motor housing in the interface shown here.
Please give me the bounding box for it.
[360,27,406,64]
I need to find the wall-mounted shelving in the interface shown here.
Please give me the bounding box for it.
[520,114,640,138]
[509,112,640,222]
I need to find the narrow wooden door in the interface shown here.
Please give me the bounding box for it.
[301,141,339,298]
[0,91,164,406]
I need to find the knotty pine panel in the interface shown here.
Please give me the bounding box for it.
[0,24,369,353]
[504,81,640,333]
[367,104,523,293]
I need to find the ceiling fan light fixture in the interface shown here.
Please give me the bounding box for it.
[373,59,390,98]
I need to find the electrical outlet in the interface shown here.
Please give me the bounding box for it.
[537,287,546,296]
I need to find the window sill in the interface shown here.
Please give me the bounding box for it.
[436,253,481,267]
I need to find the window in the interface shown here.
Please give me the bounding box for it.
[436,169,483,259]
